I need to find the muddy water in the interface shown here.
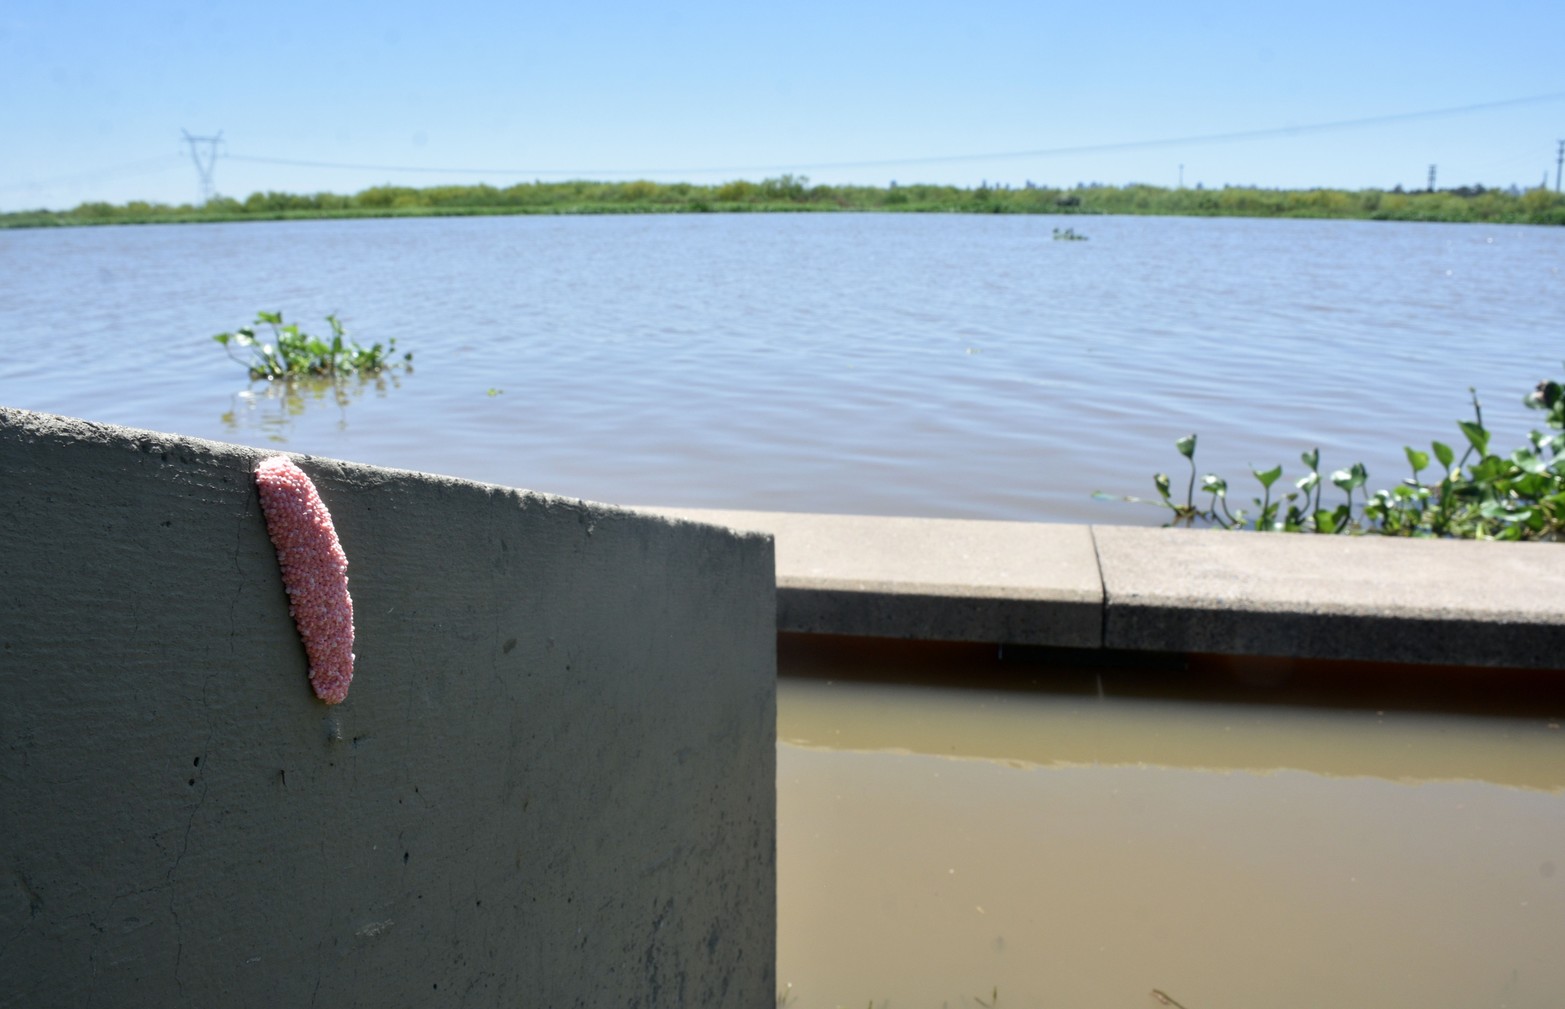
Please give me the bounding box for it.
[776,644,1565,1009]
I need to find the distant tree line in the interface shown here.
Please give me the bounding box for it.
[5,175,1563,227]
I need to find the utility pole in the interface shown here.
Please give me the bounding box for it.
[181,129,224,204]
[1427,164,1437,192]
[1556,140,1563,192]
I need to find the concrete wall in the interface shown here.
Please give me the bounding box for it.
[0,408,776,1009]
[643,508,1565,670]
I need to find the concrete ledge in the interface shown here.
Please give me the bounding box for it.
[1094,525,1565,668]
[2,409,776,1009]
[638,507,1565,670]
[638,509,1102,649]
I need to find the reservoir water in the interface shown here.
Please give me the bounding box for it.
[777,638,1565,1009]
[2,212,1561,522]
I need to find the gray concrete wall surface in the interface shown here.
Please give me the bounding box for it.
[635,509,1102,648]
[639,507,1565,669]
[0,408,776,1009]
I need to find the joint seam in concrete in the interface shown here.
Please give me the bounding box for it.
[1086,525,1108,650]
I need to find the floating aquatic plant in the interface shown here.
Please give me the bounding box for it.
[1101,374,1565,540]
[216,310,410,380]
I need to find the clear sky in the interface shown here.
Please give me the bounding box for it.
[3,0,1563,211]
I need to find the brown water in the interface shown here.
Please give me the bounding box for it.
[776,641,1565,1009]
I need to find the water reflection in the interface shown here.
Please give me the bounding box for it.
[219,371,408,442]
[777,637,1565,1008]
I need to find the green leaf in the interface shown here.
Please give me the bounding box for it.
[1296,471,1320,493]
[1153,473,1171,499]
[1471,456,1505,482]
[1432,441,1454,468]
[1515,473,1550,499]
[1253,464,1283,489]
[1457,420,1490,456]
[1301,448,1320,471]
[1511,448,1549,475]
[1201,474,1227,498]
[1313,509,1337,533]
[1404,447,1429,473]
[1175,434,1197,459]
[1330,468,1356,492]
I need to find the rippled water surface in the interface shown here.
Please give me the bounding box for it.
[2,213,1562,520]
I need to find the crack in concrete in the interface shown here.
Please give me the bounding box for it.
[84,927,98,1009]
[0,921,28,964]
[167,652,219,1005]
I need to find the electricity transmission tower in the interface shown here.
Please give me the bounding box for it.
[181,130,224,203]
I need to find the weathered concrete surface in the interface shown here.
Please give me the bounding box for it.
[0,408,775,1009]
[636,509,1102,648]
[1095,525,1565,667]
[638,507,1565,669]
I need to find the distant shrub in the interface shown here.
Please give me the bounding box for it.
[715,180,756,202]
[757,174,808,201]
[618,180,659,202]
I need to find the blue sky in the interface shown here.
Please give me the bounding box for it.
[3,0,1563,211]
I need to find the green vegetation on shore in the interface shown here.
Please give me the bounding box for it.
[6,175,1565,228]
[1107,373,1565,541]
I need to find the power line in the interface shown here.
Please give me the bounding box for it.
[0,155,185,194]
[220,91,1565,179]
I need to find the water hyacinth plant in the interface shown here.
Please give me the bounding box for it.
[1109,376,1565,541]
[215,310,410,380]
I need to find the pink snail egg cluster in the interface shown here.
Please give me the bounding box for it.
[254,456,356,705]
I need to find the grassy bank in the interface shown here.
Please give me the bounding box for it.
[6,176,1565,228]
